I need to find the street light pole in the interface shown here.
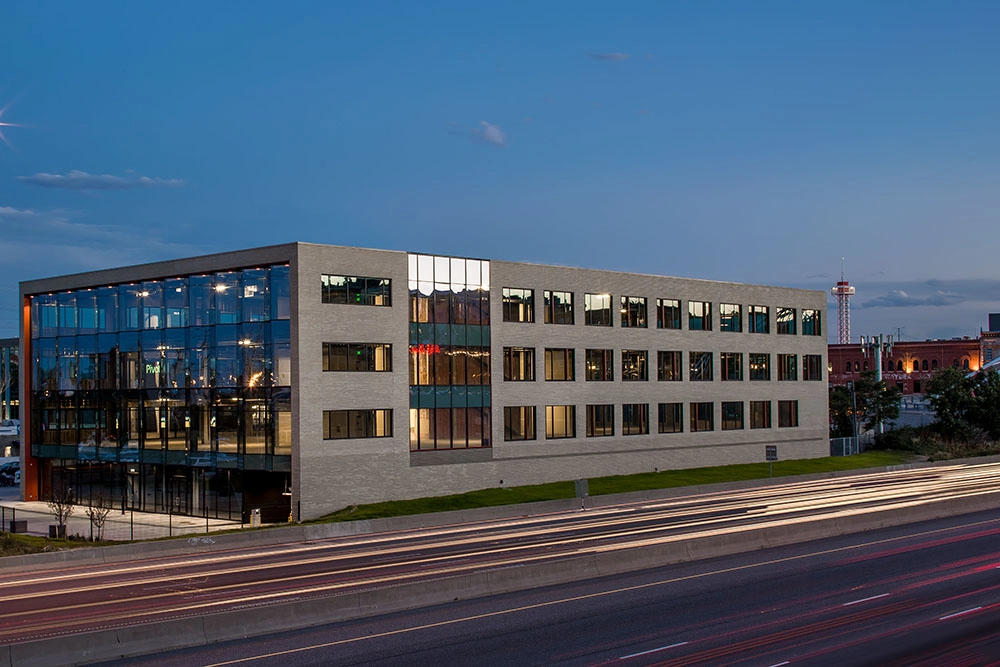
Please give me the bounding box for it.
[861,334,894,436]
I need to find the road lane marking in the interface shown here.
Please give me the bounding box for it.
[766,662,790,667]
[842,593,889,606]
[619,641,688,659]
[939,606,982,621]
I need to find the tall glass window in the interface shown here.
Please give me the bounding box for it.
[502,288,534,323]
[689,301,711,331]
[545,348,575,381]
[622,404,649,435]
[657,351,682,381]
[545,405,576,439]
[503,347,535,381]
[585,349,613,381]
[690,351,713,381]
[748,305,769,334]
[621,350,648,381]
[621,296,647,328]
[802,309,822,336]
[658,403,682,433]
[408,254,491,451]
[721,352,743,381]
[776,307,796,335]
[586,404,614,437]
[504,406,536,441]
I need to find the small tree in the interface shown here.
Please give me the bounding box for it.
[829,385,856,438]
[853,371,902,432]
[926,367,975,440]
[85,490,113,541]
[47,484,75,535]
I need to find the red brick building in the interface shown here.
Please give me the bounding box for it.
[828,339,981,395]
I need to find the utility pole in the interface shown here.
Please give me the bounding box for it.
[860,334,894,435]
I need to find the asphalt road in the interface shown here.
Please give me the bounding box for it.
[105,508,1000,667]
[4,462,1000,654]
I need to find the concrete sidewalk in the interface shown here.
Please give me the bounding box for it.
[0,491,242,541]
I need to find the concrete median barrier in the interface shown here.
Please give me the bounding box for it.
[357,572,494,616]
[487,556,600,595]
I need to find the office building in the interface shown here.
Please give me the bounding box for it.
[20,243,829,521]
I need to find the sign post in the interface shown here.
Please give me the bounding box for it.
[765,445,778,478]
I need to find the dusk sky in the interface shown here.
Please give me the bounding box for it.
[2,1,998,342]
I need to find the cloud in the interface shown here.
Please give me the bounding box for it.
[588,52,631,62]
[445,121,506,147]
[858,288,966,309]
[17,170,184,190]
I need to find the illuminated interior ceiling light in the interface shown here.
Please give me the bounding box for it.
[215,284,228,293]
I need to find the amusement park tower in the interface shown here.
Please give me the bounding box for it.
[831,258,855,344]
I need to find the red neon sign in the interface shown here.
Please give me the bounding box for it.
[409,344,442,355]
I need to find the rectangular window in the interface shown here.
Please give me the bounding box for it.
[622,403,649,435]
[722,401,744,430]
[721,352,743,381]
[502,288,534,323]
[657,298,681,329]
[720,303,742,332]
[749,353,770,381]
[321,275,391,306]
[621,296,647,328]
[657,351,682,381]
[503,347,535,381]
[585,349,613,381]
[545,348,575,381]
[323,343,392,372]
[544,290,574,325]
[586,404,615,437]
[323,409,392,439]
[658,402,683,433]
[504,406,536,441]
[748,305,769,333]
[585,293,613,326]
[778,400,799,427]
[690,402,714,432]
[750,400,771,429]
[621,349,648,381]
[802,309,822,336]
[689,351,713,381]
[689,301,712,331]
[803,354,823,381]
[778,354,797,381]
[777,307,797,335]
[545,405,576,439]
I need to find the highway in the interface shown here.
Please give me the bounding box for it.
[103,508,1000,666]
[2,462,1000,653]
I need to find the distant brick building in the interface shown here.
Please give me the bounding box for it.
[828,338,980,395]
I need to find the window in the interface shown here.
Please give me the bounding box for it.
[502,288,534,323]
[586,404,614,437]
[778,354,797,381]
[622,350,648,381]
[585,293,613,326]
[504,406,536,441]
[545,348,575,381]
[546,405,576,439]
[623,404,649,435]
[321,275,391,306]
[803,354,823,381]
[689,301,711,330]
[932,359,938,371]
[720,303,741,332]
[845,361,852,372]
[323,409,392,439]
[750,353,770,381]
[503,347,535,381]
[586,349,613,381]
[621,296,647,328]
[658,403,683,433]
[778,400,799,428]
[748,305,769,333]
[657,298,681,329]
[750,400,771,429]
[690,351,713,381]
[922,359,928,371]
[690,402,714,432]
[323,343,392,372]
[543,290,574,324]
[657,351,683,381]
[802,309,822,336]
[912,360,919,373]
[721,352,743,381]
[776,307,796,335]
[722,401,744,430]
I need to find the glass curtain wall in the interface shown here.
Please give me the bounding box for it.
[408,254,491,450]
[29,264,292,521]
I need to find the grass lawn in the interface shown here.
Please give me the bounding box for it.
[320,450,912,523]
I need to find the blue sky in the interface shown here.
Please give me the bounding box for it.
[2,1,998,341]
